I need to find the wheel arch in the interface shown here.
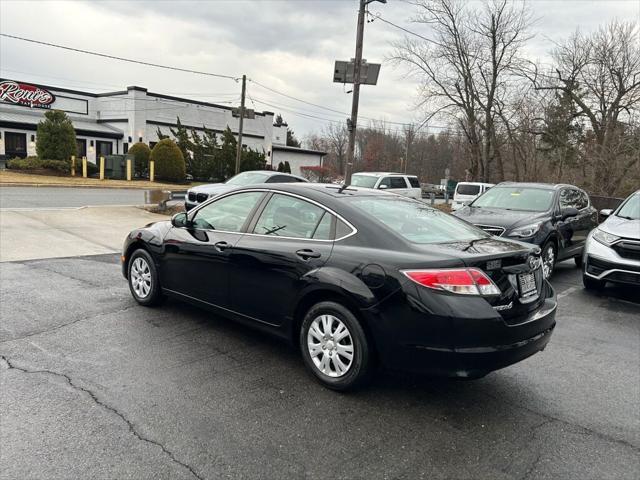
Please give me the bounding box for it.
[291,287,379,359]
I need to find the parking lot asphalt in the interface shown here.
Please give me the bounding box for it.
[1,254,638,480]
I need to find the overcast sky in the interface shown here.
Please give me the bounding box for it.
[1,0,638,140]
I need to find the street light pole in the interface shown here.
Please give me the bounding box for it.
[344,0,367,185]
[235,74,247,175]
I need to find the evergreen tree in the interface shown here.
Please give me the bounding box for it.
[36,110,77,160]
[169,118,193,174]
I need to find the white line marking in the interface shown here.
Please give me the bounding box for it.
[557,286,580,299]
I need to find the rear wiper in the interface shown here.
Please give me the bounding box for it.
[616,215,636,220]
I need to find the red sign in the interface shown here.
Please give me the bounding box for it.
[0,80,56,109]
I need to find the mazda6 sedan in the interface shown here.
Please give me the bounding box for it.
[122,183,557,390]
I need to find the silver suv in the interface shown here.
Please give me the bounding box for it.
[582,190,640,290]
[350,172,422,200]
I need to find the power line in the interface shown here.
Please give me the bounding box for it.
[0,33,240,81]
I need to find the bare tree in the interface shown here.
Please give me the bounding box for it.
[324,123,349,175]
[531,21,640,193]
[391,0,533,182]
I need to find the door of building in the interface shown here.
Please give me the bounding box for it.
[96,141,113,159]
[5,132,27,158]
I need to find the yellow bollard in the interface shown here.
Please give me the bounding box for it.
[71,155,76,176]
[126,158,132,181]
[82,156,87,178]
[99,156,105,180]
[149,161,155,182]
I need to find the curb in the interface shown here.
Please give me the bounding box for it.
[0,182,188,191]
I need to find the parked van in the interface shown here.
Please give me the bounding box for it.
[452,182,494,210]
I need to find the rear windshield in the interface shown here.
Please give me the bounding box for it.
[347,196,488,244]
[351,174,378,188]
[456,184,481,196]
[408,176,420,188]
[472,187,554,212]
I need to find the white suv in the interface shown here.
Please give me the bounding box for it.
[350,172,422,200]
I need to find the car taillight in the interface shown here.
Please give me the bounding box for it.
[402,268,500,296]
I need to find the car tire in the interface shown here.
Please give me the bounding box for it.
[583,273,605,291]
[299,301,373,391]
[541,241,557,279]
[574,255,583,268]
[128,249,163,306]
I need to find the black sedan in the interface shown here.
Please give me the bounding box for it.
[453,182,598,278]
[122,184,557,390]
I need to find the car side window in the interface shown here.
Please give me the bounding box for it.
[191,192,263,232]
[267,175,295,183]
[559,188,582,209]
[390,177,408,189]
[312,212,333,240]
[253,193,328,239]
[578,190,589,209]
[408,177,420,188]
[378,177,391,188]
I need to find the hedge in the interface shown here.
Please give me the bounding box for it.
[128,142,151,177]
[7,156,70,173]
[150,139,186,182]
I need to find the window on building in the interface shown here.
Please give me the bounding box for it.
[5,132,27,158]
[76,139,87,158]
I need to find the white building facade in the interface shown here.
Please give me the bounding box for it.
[0,78,324,175]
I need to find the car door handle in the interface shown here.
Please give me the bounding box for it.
[296,249,321,260]
[214,241,231,252]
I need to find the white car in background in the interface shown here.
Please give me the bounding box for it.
[452,182,494,211]
[350,172,422,200]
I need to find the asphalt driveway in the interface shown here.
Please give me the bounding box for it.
[1,256,638,480]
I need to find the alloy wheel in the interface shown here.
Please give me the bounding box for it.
[307,314,354,378]
[130,257,152,299]
[542,244,555,279]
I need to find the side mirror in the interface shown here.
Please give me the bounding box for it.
[599,209,613,218]
[171,212,190,228]
[378,184,388,189]
[561,207,579,219]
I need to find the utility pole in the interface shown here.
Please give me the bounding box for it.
[235,74,247,175]
[344,0,386,185]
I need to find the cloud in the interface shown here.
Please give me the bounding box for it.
[1,0,638,138]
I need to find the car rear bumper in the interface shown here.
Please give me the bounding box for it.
[366,282,557,378]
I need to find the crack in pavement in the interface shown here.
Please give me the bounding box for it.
[0,304,139,345]
[0,355,204,480]
[481,390,640,454]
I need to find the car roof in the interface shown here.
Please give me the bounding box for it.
[352,172,415,177]
[494,181,579,191]
[231,182,399,200]
[457,181,494,186]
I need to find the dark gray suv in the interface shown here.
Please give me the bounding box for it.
[453,182,598,278]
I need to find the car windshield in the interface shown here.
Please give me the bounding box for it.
[456,184,481,196]
[616,193,640,220]
[471,186,554,212]
[351,174,379,188]
[225,171,271,185]
[348,196,489,244]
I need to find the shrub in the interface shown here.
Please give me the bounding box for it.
[150,139,186,182]
[128,142,151,177]
[7,156,70,173]
[300,165,332,183]
[36,110,77,160]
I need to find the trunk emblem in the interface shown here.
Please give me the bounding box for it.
[486,259,502,270]
[493,302,513,311]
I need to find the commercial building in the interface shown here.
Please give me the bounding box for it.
[0,78,325,175]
